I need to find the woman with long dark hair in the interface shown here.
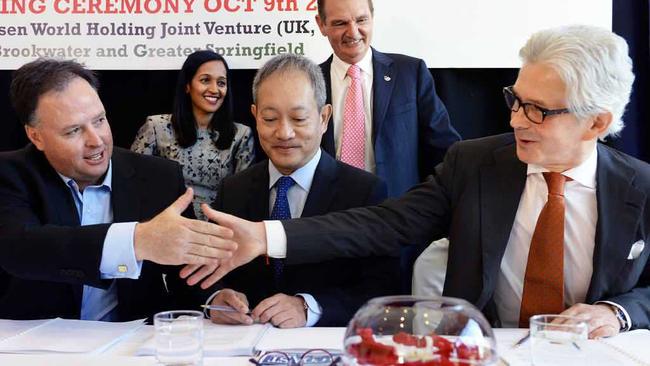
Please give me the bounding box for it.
[132,50,254,220]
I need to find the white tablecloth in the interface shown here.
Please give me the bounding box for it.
[1,326,648,365]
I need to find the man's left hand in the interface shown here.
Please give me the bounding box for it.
[560,303,620,339]
[252,293,307,328]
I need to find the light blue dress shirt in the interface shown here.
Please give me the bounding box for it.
[268,149,323,327]
[59,161,141,321]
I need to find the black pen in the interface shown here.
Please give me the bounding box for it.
[512,332,530,348]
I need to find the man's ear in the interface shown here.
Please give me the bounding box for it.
[583,111,613,140]
[319,104,333,134]
[25,124,44,151]
[251,104,257,118]
[315,14,326,36]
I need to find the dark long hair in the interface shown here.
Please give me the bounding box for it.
[171,50,235,149]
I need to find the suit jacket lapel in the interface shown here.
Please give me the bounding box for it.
[29,145,80,226]
[587,145,644,302]
[302,153,337,217]
[249,162,271,221]
[30,145,85,308]
[478,143,527,307]
[320,57,336,155]
[110,150,140,222]
[371,49,395,145]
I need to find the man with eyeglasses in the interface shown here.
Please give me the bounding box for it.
[198,25,650,338]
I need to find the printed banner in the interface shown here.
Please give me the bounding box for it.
[0,0,611,69]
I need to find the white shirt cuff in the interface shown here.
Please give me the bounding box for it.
[264,220,287,258]
[296,293,322,327]
[596,300,632,331]
[100,222,143,279]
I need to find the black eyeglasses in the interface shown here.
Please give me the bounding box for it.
[503,86,571,124]
[249,349,340,366]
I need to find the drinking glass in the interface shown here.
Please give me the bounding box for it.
[529,314,588,366]
[154,310,204,366]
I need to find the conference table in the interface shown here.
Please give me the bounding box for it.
[0,324,647,366]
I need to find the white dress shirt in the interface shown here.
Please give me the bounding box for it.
[495,146,629,328]
[330,50,376,173]
[267,149,323,327]
[267,145,631,329]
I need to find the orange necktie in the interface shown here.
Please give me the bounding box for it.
[519,172,569,328]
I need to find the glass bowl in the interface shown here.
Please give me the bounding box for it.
[343,296,498,365]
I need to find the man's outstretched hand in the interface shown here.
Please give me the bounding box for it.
[134,188,237,266]
[180,204,268,288]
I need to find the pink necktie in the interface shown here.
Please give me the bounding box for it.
[340,64,365,170]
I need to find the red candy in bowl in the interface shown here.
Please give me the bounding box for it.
[343,296,498,365]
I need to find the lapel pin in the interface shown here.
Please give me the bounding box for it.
[384,75,391,82]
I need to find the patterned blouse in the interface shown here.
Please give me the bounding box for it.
[131,114,255,220]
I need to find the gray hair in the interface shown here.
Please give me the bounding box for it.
[519,25,635,140]
[252,53,327,110]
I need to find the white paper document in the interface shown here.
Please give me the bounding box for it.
[498,328,650,366]
[0,318,145,354]
[137,321,271,357]
[256,327,345,352]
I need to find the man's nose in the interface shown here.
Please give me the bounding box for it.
[85,127,103,146]
[346,22,360,37]
[509,108,530,130]
[275,119,295,139]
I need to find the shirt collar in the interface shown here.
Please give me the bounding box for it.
[58,160,113,192]
[268,148,321,192]
[331,49,374,81]
[526,145,598,189]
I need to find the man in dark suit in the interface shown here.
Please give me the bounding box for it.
[0,59,235,321]
[201,26,650,338]
[315,0,461,198]
[207,54,398,328]
[315,0,461,291]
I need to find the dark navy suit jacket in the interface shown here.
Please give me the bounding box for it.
[284,134,650,329]
[320,48,461,198]
[0,145,208,321]
[214,151,400,326]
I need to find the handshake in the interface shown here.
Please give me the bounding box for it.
[134,187,267,288]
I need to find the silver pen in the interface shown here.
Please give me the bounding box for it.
[201,304,252,315]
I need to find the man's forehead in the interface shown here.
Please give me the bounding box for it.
[35,79,104,126]
[324,0,371,17]
[514,63,567,102]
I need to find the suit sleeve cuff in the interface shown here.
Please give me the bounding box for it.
[596,300,632,331]
[264,220,287,258]
[296,293,322,327]
[99,222,143,279]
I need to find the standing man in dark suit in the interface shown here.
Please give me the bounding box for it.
[206,54,397,328]
[315,0,461,198]
[315,0,461,289]
[199,25,650,338]
[0,59,236,321]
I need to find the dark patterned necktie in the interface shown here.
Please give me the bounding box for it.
[269,176,295,288]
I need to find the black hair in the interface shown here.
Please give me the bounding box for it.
[172,50,235,149]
